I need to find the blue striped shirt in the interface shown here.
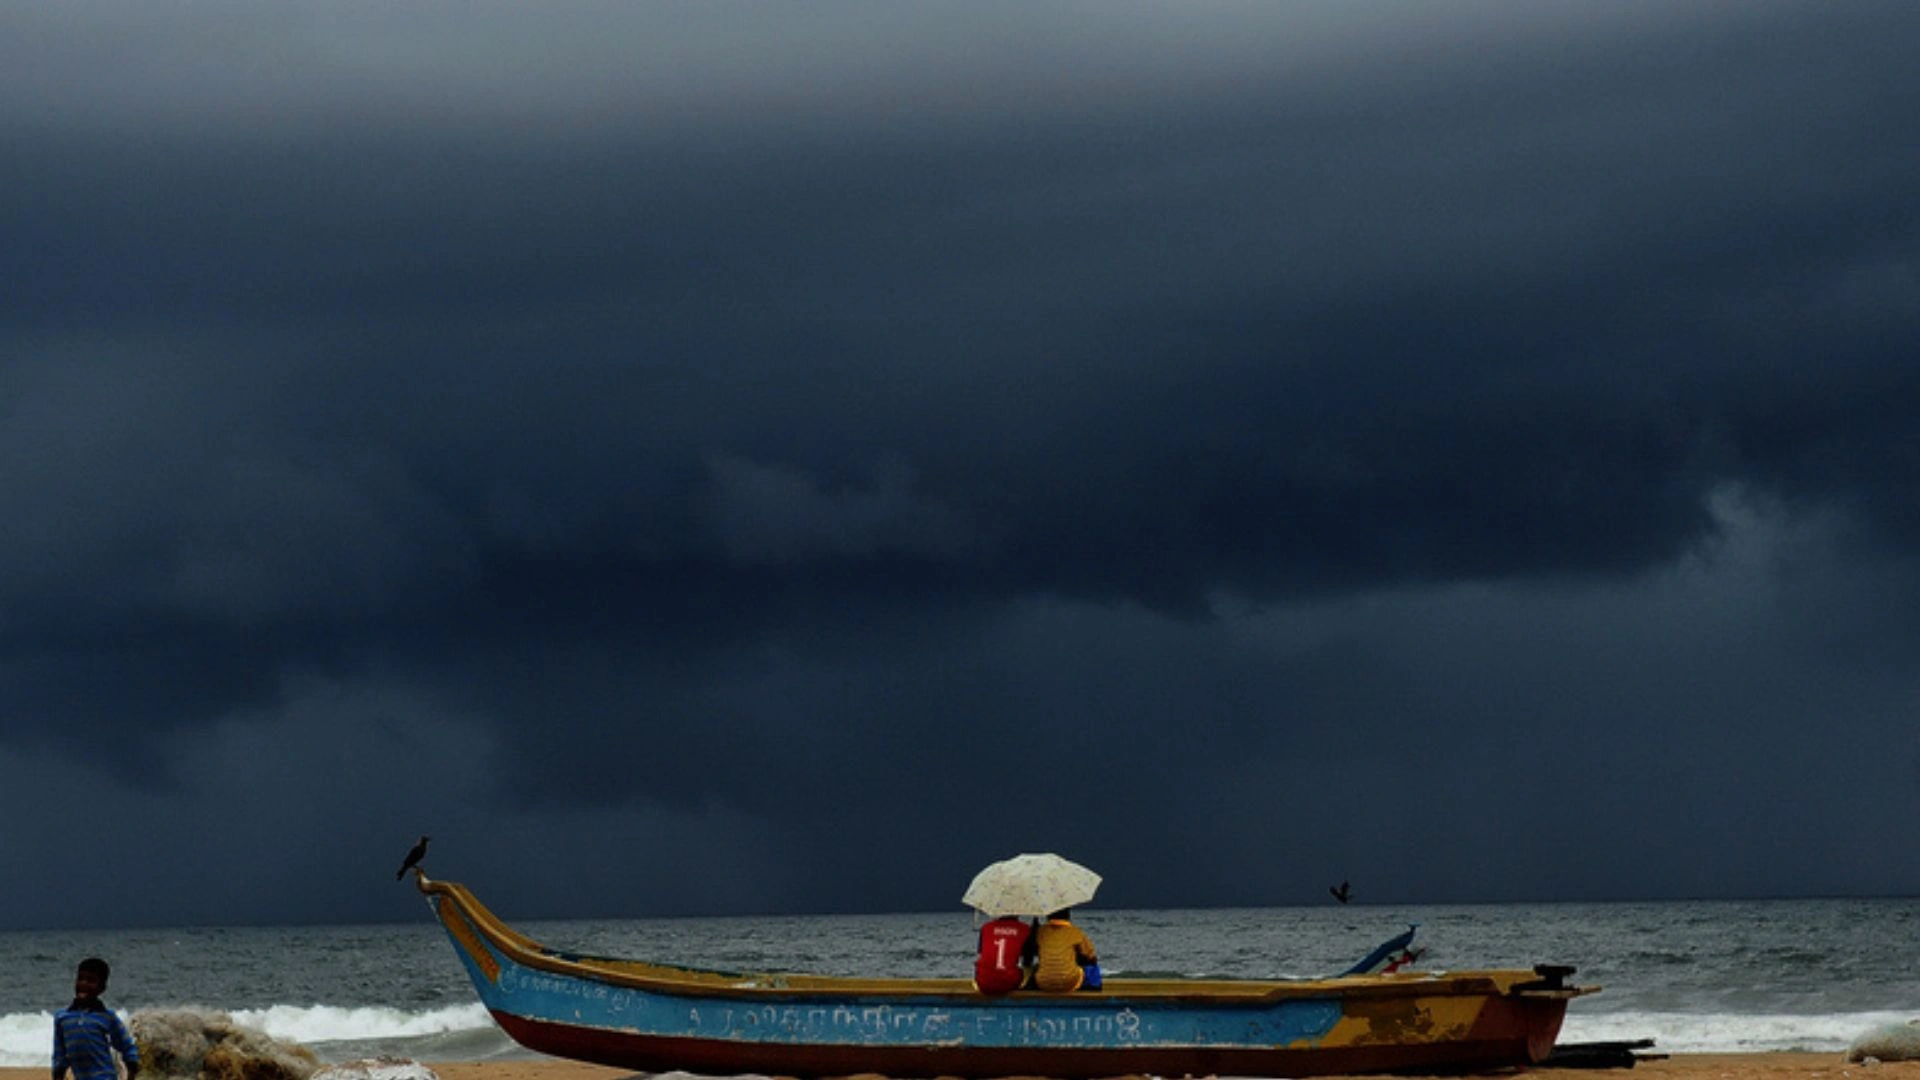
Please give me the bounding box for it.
[52,1005,138,1080]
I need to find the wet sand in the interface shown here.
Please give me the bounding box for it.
[16,1053,1920,1080]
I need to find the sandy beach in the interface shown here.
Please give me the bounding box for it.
[14,1054,1920,1080]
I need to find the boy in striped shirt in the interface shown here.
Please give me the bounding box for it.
[52,958,139,1080]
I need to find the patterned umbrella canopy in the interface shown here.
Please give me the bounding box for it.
[962,853,1102,918]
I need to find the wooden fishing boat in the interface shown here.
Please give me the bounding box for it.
[417,873,1594,1078]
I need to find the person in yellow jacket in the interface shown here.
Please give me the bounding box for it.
[1031,909,1098,991]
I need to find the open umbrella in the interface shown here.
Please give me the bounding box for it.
[962,853,1102,918]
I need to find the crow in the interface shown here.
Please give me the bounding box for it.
[1329,880,1352,904]
[396,835,431,880]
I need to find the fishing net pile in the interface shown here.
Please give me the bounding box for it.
[1846,1019,1920,1063]
[129,1010,320,1080]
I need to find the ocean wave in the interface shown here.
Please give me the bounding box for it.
[0,1004,493,1068]
[1563,1009,1920,1054]
[0,1011,54,1068]
[228,1003,492,1044]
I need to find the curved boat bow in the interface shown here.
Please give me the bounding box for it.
[416,871,1593,1078]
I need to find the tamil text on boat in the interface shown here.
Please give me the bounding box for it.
[416,871,1595,1078]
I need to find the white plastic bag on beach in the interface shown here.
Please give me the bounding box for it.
[310,1058,438,1080]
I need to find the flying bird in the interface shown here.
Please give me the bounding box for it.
[1329,881,1352,904]
[396,835,430,880]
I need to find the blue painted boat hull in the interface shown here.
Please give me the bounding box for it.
[419,875,1591,1078]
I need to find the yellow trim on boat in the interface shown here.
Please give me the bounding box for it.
[437,894,501,983]
[415,874,1588,1006]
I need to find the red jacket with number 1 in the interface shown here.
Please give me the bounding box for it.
[974,916,1035,994]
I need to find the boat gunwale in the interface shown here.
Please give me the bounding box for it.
[416,874,1580,1007]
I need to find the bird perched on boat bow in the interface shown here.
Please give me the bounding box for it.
[396,835,430,880]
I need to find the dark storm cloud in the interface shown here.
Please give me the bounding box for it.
[2,1,1919,924]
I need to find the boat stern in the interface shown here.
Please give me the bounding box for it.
[1498,964,1596,1063]
[1314,963,1595,1071]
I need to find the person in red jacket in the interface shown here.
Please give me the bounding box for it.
[973,915,1036,994]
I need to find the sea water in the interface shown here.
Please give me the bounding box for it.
[3,898,1916,1066]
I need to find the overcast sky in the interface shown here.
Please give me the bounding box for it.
[3,0,1918,930]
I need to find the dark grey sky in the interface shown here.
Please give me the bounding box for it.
[3,0,1918,930]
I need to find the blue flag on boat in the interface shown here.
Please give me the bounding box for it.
[1341,924,1424,976]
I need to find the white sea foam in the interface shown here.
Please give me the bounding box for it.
[1563,1010,1920,1054]
[0,1005,492,1068]
[227,1004,491,1045]
[0,1012,55,1068]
